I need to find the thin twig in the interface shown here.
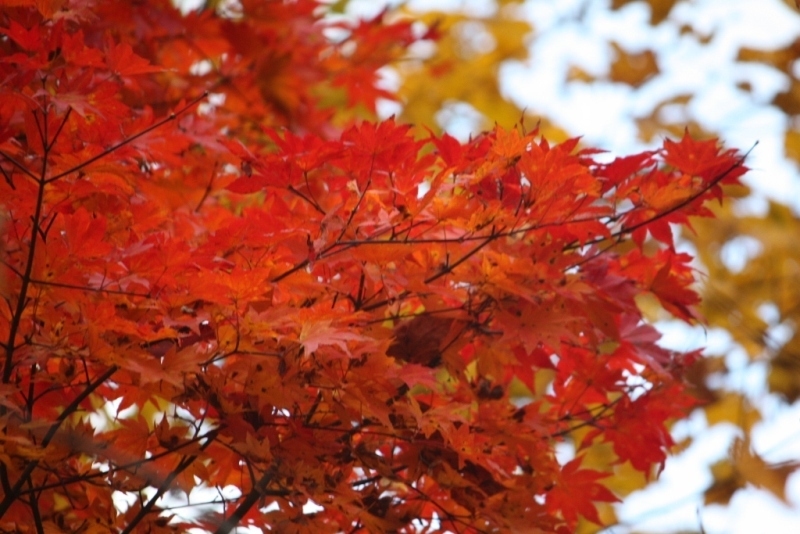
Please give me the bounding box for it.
[46,92,208,183]
[213,464,280,534]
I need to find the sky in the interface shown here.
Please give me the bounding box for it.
[361,0,800,532]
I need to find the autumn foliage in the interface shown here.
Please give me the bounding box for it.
[0,1,748,532]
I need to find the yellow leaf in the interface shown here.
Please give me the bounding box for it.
[703,392,761,433]
[326,0,350,14]
[732,437,800,503]
[577,503,617,534]
[768,335,800,402]
[705,458,740,505]
[737,40,800,71]
[785,129,800,162]
[609,43,659,88]
[567,65,596,83]
[397,8,569,141]
[774,79,800,116]
[533,368,556,399]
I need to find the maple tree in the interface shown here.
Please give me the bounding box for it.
[0,1,749,532]
[388,0,800,529]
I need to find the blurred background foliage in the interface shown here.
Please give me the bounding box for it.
[327,0,800,531]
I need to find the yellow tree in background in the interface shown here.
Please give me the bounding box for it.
[395,2,547,133]
[375,0,800,531]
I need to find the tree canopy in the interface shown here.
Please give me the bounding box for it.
[0,0,754,532]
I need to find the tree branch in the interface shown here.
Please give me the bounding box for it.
[0,366,118,518]
[214,464,279,534]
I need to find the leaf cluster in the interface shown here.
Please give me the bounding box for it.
[0,1,747,532]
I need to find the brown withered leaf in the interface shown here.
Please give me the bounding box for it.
[386,314,459,367]
[705,437,800,505]
[773,79,800,116]
[738,38,800,71]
